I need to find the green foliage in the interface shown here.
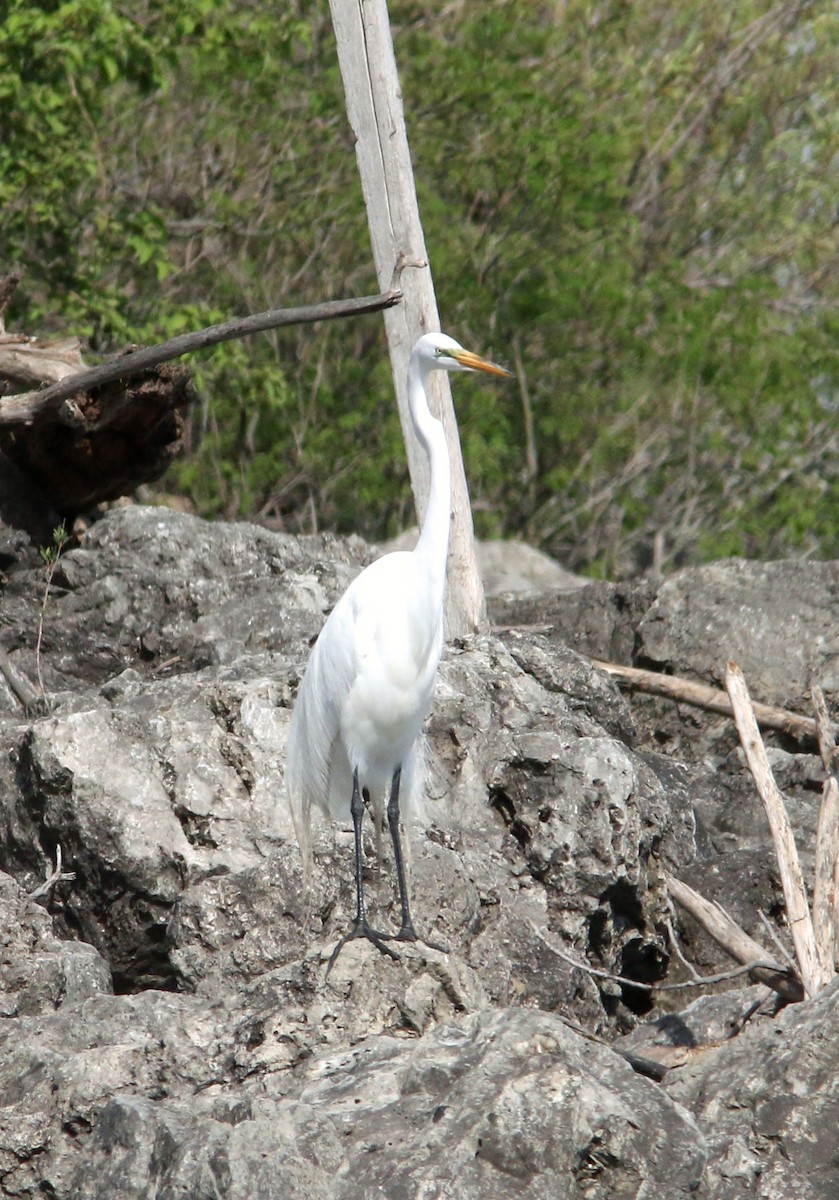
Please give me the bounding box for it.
[2,1,176,330]
[396,0,839,573]
[4,0,839,574]
[39,523,69,567]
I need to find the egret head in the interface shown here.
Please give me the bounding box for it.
[414,332,512,378]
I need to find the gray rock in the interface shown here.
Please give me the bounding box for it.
[0,504,369,702]
[493,558,839,757]
[0,870,112,1016]
[2,513,687,1013]
[0,990,706,1200]
[637,558,839,705]
[490,576,659,668]
[291,1006,707,1199]
[476,538,588,597]
[667,977,839,1199]
[1,503,838,1197]
[617,984,774,1057]
[10,667,294,988]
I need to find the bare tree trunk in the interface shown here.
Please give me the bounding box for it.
[329,0,487,636]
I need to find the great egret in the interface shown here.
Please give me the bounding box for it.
[286,331,511,965]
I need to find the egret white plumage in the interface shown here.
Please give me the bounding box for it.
[286,331,511,965]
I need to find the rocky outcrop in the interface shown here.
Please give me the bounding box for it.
[0,505,834,1197]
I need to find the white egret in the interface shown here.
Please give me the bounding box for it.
[286,331,511,965]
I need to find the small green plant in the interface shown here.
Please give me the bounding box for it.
[36,524,69,698]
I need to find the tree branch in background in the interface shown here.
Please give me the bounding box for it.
[0,287,403,429]
[0,281,402,513]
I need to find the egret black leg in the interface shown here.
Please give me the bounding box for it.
[387,766,447,952]
[350,766,369,929]
[326,767,400,973]
[386,765,417,940]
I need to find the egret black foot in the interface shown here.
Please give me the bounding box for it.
[326,919,402,974]
[393,924,448,954]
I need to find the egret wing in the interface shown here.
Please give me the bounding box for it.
[286,585,360,867]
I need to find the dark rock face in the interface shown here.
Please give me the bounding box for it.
[0,506,835,1197]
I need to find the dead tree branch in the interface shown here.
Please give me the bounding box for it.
[0,645,39,708]
[811,683,839,977]
[661,669,838,1002]
[553,937,788,995]
[0,288,403,429]
[0,284,403,513]
[592,658,820,742]
[666,872,804,1002]
[26,844,75,901]
[725,661,824,996]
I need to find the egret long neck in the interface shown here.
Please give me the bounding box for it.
[408,354,451,604]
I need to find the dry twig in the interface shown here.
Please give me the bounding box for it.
[725,661,823,996]
[811,683,839,978]
[552,937,793,996]
[756,908,797,971]
[26,844,75,901]
[666,873,804,1002]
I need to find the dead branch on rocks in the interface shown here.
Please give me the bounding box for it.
[602,652,839,1001]
[553,935,797,997]
[0,645,39,709]
[665,873,805,1002]
[725,661,826,996]
[592,658,820,742]
[663,664,839,1005]
[26,844,75,901]
[811,683,839,981]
